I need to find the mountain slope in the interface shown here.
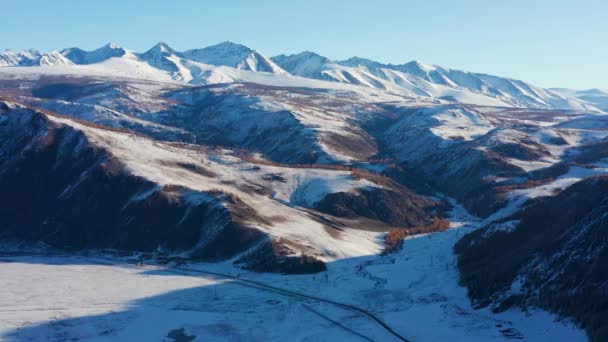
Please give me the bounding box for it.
[0,100,441,264]
[3,73,605,220]
[455,175,608,341]
[0,102,258,259]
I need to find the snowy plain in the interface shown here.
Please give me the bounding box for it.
[0,202,585,342]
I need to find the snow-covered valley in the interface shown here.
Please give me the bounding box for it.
[1,40,608,341]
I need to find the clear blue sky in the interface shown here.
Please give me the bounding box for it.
[3,0,606,89]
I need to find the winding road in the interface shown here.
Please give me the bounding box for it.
[148,260,411,342]
[1,252,411,342]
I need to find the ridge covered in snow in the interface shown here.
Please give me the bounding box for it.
[60,42,134,65]
[0,42,603,111]
[273,52,601,111]
[0,49,73,67]
[183,41,287,74]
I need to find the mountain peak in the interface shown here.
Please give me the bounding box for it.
[60,43,128,65]
[272,51,330,63]
[153,41,173,52]
[270,51,332,78]
[143,42,177,57]
[338,56,386,69]
[105,42,122,50]
[86,43,128,62]
[211,41,253,52]
[183,41,254,62]
[182,41,286,74]
[299,50,323,56]
[297,51,330,62]
[400,60,438,72]
[400,60,442,73]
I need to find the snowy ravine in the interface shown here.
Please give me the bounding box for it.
[0,202,585,341]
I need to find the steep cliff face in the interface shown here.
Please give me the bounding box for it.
[455,176,608,341]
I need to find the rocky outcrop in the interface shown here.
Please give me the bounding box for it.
[235,239,326,274]
[313,186,438,228]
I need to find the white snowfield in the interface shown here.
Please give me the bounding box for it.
[0,202,585,341]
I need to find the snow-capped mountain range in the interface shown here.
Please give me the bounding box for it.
[0,49,73,67]
[0,41,604,112]
[1,40,608,340]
